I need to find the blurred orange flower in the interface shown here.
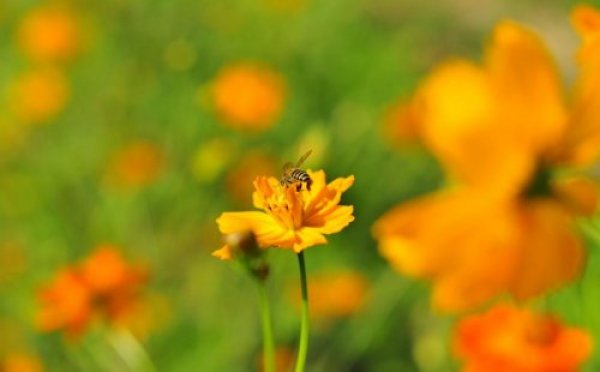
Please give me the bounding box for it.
[37,268,92,337]
[289,271,368,321]
[381,97,422,147]
[257,346,295,372]
[2,353,43,372]
[212,63,285,131]
[454,304,592,372]
[214,170,354,258]
[9,67,70,125]
[104,141,164,190]
[374,9,600,312]
[17,6,81,63]
[36,246,147,338]
[226,152,277,206]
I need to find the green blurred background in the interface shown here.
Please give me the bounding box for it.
[1,0,600,371]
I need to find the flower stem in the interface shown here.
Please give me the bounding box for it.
[294,251,310,372]
[258,281,276,372]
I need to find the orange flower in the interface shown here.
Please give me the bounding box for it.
[257,346,295,372]
[289,271,368,321]
[17,6,81,63]
[212,63,285,131]
[374,9,600,312]
[226,151,277,206]
[9,67,70,125]
[36,246,147,338]
[37,269,92,337]
[214,170,354,257]
[79,245,147,323]
[2,353,43,372]
[454,304,592,372]
[104,141,164,190]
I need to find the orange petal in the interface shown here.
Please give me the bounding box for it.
[510,200,585,299]
[553,177,598,216]
[487,20,568,153]
[556,6,600,164]
[417,60,533,194]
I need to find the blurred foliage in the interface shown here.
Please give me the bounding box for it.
[1,0,600,371]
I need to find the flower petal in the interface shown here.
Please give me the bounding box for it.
[487,20,568,153]
[293,227,328,253]
[510,200,585,299]
[416,60,534,195]
[216,211,295,248]
[556,6,600,164]
[212,245,233,260]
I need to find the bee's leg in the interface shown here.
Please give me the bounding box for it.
[296,183,302,192]
[307,179,312,191]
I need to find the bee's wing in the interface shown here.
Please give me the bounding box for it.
[295,149,312,167]
[282,162,293,172]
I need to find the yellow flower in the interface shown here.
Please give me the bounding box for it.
[374,9,600,312]
[211,63,285,131]
[214,170,354,256]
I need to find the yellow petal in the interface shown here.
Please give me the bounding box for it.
[216,211,295,248]
[212,245,233,260]
[292,227,328,253]
[306,205,354,234]
[510,200,585,299]
[487,20,568,153]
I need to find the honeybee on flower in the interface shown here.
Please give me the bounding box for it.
[280,149,313,192]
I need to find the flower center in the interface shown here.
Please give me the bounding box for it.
[522,166,553,199]
[264,186,304,230]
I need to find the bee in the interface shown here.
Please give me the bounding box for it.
[280,150,313,191]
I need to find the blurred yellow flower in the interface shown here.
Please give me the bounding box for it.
[17,6,81,63]
[289,271,369,321]
[214,170,354,257]
[9,67,70,125]
[454,304,592,372]
[104,141,164,190]
[190,138,236,183]
[212,63,285,131]
[2,353,43,372]
[374,10,600,312]
[36,246,148,338]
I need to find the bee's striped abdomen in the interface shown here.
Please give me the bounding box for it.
[291,168,309,181]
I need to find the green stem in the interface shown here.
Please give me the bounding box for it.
[294,251,310,372]
[258,281,276,372]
